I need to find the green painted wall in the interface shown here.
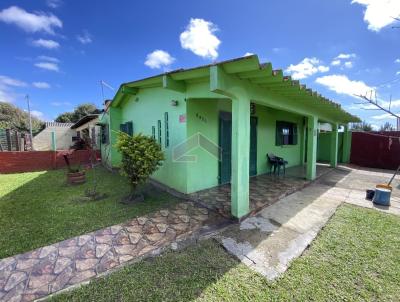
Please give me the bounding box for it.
[114,87,188,193]
[317,132,344,163]
[185,100,305,193]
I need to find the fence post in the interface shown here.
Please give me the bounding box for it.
[51,131,57,169]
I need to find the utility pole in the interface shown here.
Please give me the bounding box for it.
[25,94,33,148]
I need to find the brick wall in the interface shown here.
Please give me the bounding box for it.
[0,150,100,174]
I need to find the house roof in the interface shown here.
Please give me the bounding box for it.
[111,55,360,123]
[70,114,99,129]
[45,122,74,128]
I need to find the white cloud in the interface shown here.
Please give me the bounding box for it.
[285,57,329,80]
[395,58,400,63]
[32,39,60,49]
[37,55,59,62]
[51,101,72,107]
[180,18,221,60]
[31,110,44,119]
[46,0,63,8]
[0,75,27,87]
[352,0,400,31]
[372,113,398,120]
[0,75,27,103]
[244,52,254,57]
[344,61,353,68]
[349,99,400,110]
[0,6,62,34]
[396,71,400,75]
[331,53,357,69]
[336,53,357,59]
[315,74,374,97]
[144,50,175,69]
[32,82,51,89]
[34,62,59,72]
[77,30,92,44]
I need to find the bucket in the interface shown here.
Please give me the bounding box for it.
[366,189,375,201]
[373,188,391,206]
[376,184,392,191]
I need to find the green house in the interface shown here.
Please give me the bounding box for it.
[99,55,359,218]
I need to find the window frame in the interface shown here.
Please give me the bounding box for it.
[275,121,298,146]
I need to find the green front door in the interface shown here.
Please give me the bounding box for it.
[219,112,257,184]
[219,112,232,184]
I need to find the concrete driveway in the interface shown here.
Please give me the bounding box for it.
[216,165,400,280]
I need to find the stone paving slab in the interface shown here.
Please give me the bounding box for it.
[0,201,224,302]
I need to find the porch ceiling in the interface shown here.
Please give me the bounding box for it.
[111,55,360,124]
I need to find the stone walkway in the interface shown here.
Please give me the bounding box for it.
[217,166,400,280]
[0,201,224,302]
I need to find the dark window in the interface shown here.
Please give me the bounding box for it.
[152,126,156,140]
[276,121,298,146]
[164,112,169,147]
[120,121,133,136]
[101,124,109,144]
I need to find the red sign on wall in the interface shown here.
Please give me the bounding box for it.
[179,114,186,123]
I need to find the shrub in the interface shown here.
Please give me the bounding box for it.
[116,132,164,199]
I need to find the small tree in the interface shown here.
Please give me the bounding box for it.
[116,132,164,202]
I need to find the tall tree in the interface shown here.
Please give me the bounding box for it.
[0,102,44,134]
[350,121,373,132]
[55,103,101,123]
[379,122,395,132]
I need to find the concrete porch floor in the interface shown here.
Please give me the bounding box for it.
[189,163,332,218]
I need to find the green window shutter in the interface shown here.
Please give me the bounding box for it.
[152,126,156,140]
[292,124,298,145]
[120,123,127,133]
[126,121,133,136]
[157,120,162,145]
[164,112,169,147]
[275,122,282,146]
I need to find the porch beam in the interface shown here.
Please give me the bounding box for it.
[121,86,138,95]
[162,75,186,93]
[208,65,340,124]
[306,116,318,180]
[330,123,339,167]
[210,65,239,99]
[231,97,251,218]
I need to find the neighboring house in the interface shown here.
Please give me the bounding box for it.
[99,55,359,218]
[33,122,76,150]
[70,114,100,149]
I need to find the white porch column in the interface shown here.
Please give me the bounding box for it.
[231,97,250,218]
[306,116,318,180]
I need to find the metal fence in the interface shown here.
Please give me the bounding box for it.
[0,129,32,151]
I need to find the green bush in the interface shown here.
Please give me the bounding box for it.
[116,132,164,195]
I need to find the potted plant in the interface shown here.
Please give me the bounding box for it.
[63,154,86,185]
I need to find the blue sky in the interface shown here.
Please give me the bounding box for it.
[0,0,399,128]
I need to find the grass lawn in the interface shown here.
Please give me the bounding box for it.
[50,204,400,302]
[0,166,179,259]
